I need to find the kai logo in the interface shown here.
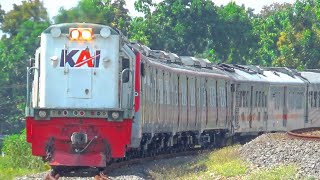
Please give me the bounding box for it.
[60,49,101,67]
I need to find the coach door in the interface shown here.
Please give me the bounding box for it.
[283,86,288,127]
[217,80,227,128]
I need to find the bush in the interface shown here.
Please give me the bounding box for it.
[1,129,45,170]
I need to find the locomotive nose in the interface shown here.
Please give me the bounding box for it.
[71,132,88,145]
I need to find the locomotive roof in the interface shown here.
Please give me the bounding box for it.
[43,23,119,35]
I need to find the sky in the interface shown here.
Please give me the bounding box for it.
[1,0,296,19]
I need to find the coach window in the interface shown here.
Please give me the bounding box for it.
[262,92,265,107]
[240,91,244,107]
[202,85,206,107]
[291,92,295,109]
[159,78,163,105]
[314,91,318,108]
[152,71,156,103]
[318,91,320,108]
[254,91,258,107]
[220,86,226,107]
[191,85,195,106]
[239,91,242,107]
[175,81,179,106]
[211,86,216,107]
[166,80,170,105]
[246,91,250,107]
[310,91,313,107]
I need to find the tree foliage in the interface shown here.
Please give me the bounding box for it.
[54,0,131,35]
[131,0,218,56]
[1,0,48,36]
[0,1,49,133]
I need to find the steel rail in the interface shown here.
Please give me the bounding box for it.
[287,127,320,141]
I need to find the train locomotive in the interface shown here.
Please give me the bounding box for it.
[25,23,320,177]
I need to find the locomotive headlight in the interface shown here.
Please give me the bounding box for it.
[69,28,93,40]
[82,29,92,40]
[50,27,61,38]
[70,29,80,40]
[38,110,47,118]
[100,28,111,38]
[111,112,119,119]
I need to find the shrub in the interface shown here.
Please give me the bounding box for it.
[1,129,45,170]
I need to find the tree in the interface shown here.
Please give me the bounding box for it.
[214,2,258,64]
[131,0,219,56]
[271,0,320,69]
[0,5,5,25]
[0,1,50,133]
[0,0,48,36]
[252,3,293,66]
[54,0,131,35]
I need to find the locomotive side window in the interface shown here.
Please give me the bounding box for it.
[141,62,145,77]
[122,58,130,83]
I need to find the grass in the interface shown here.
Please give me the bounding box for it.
[0,167,40,180]
[149,145,305,180]
[203,145,248,177]
[0,156,47,180]
[246,164,297,180]
[150,145,248,180]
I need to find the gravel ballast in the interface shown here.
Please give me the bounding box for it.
[239,133,320,178]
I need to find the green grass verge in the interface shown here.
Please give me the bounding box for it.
[150,145,304,180]
[0,156,48,180]
[150,145,248,180]
[246,164,307,180]
[0,167,40,180]
[204,145,248,177]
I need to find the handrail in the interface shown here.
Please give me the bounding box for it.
[26,67,39,114]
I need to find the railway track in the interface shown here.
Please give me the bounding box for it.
[287,127,320,141]
[45,147,207,180]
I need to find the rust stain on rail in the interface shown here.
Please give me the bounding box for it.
[287,127,320,141]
